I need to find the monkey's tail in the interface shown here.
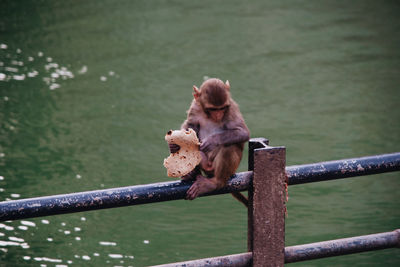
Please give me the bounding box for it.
[231,192,248,208]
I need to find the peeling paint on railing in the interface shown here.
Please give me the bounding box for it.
[0,172,252,222]
[0,152,399,222]
[286,152,400,185]
[151,229,400,266]
[284,229,400,263]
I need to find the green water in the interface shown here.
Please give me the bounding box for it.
[1,0,399,266]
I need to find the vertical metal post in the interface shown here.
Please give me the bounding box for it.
[248,138,269,252]
[248,138,286,267]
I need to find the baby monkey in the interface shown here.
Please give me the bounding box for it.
[170,78,250,205]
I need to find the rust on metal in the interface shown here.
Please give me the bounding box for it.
[247,138,269,252]
[251,143,286,267]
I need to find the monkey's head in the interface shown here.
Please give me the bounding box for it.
[193,78,231,122]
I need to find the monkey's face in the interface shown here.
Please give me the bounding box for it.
[204,104,230,122]
[195,78,231,122]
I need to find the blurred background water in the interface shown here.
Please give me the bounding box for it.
[0,0,399,266]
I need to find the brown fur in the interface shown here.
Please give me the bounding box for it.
[200,78,229,107]
[181,78,250,206]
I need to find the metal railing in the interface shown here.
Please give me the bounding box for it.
[0,172,252,222]
[0,138,399,266]
[152,229,400,266]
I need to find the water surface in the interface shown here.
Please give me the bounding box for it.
[1,1,399,266]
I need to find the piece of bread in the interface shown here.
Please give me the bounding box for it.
[163,128,201,177]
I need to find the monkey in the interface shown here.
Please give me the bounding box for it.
[169,78,250,206]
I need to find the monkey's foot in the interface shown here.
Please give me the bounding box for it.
[186,175,217,200]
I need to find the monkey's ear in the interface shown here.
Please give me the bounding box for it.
[225,80,230,91]
[193,85,201,100]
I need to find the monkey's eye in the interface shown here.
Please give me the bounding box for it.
[205,105,230,113]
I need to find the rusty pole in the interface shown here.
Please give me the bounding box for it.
[248,138,269,252]
[248,138,286,267]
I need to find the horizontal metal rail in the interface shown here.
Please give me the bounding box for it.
[285,229,400,263]
[152,229,400,266]
[286,152,400,185]
[0,172,251,222]
[0,152,399,222]
[152,252,253,267]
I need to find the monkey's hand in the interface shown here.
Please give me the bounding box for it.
[181,166,199,181]
[199,138,219,153]
[169,143,181,153]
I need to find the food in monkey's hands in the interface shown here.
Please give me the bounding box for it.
[163,128,201,177]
